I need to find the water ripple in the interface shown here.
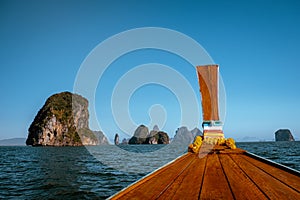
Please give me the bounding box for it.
[1,142,299,199]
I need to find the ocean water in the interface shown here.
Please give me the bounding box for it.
[0,142,299,199]
[237,141,300,171]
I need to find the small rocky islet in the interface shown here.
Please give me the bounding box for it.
[275,129,295,141]
[128,125,170,145]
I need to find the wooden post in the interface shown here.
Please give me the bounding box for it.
[196,65,224,140]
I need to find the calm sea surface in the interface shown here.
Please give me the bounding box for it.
[0,142,299,199]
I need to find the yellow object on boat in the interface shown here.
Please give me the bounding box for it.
[188,136,202,153]
[225,138,236,149]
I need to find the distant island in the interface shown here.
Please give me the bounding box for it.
[172,126,202,145]
[128,125,170,144]
[275,129,295,141]
[120,125,202,146]
[26,91,108,146]
[0,138,26,146]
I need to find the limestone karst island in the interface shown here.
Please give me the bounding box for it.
[275,129,295,141]
[128,125,169,145]
[26,92,108,146]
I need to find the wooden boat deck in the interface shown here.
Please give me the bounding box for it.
[110,145,300,199]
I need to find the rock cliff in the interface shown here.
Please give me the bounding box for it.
[275,129,295,141]
[128,125,149,144]
[191,127,202,138]
[26,92,108,146]
[93,130,109,145]
[172,127,202,145]
[146,130,169,144]
[114,133,119,145]
[128,125,169,144]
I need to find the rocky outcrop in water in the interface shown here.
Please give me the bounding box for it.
[146,130,169,144]
[128,125,169,144]
[93,131,109,145]
[191,128,202,138]
[129,125,149,144]
[121,138,129,144]
[275,129,295,141]
[114,133,119,145]
[26,92,108,146]
[172,127,202,145]
[153,125,159,131]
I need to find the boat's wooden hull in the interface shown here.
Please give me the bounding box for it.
[109,145,300,199]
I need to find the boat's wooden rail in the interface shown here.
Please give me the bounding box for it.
[109,145,300,199]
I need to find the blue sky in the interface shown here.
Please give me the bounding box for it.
[0,0,300,141]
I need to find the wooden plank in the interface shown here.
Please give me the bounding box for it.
[113,153,194,199]
[241,154,300,192]
[157,156,207,200]
[219,154,267,199]
[200,153,234,199]
[110,148,300,200]
[230,154,300,199]
[155,156,197,200]
[110,153,192,199]
[218,148,246,154]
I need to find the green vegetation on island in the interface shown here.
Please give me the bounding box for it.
[26,91,108,146]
